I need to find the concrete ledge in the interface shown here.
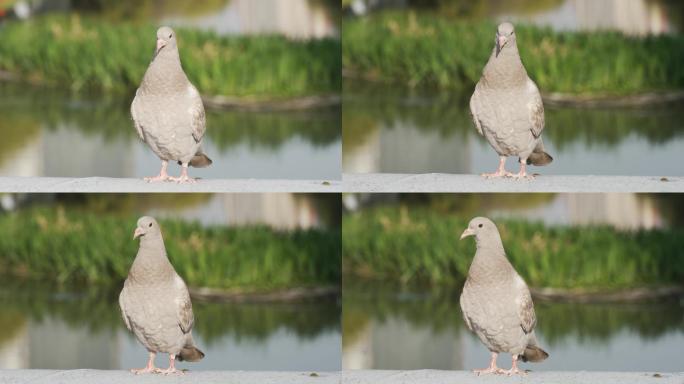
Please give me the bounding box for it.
[0,370,340,384]
[0,177,341,193]
[343,173,684,193]
[341,370,684,384]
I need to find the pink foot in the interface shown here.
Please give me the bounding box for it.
[510,172,534,180]
[130,366,156,375]
[145,161,171,183]
[144,175,170,183]
[481,156,512,178]
[501,354,526,376]
[157,367,184,375]
[158,354,184,375]
[502,367,527,376]
[511,162,534,180]
[473,366,505,376]
[170,163,196,184]
[170,175,197,184]
[473,352,504,375]
[481,170,513,178]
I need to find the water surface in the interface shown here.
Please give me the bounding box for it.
[343,281,684,371]
[0,83,340,179]
[343,81,684,176]
[0,282,341,370]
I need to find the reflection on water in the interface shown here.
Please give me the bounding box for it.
[342,281,684,371]
[343,81,684,176]
[0,281,341,370]
[0,82,340,179]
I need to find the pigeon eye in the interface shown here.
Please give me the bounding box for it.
[148,223,153,227]
[168,33,172,38]
[478,224,483,228]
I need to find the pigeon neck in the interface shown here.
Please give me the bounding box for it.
[475,234,506,253]
[141,48,188,94]
[130,236,175,282]
[482,43,527,87]
[469,238,512,282]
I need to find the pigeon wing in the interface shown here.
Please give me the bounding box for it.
[174,275,195,334]
[118,280,133,331]
[469,82,485,136]
[527,79,545,138]
[459,284,474,332]
[131,89,145,141]
[515,274,537,334]
[189,85,206,143]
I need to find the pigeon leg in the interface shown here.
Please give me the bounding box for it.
[473,352,505,375]
[130,351,157,374]
[169,163,197,184]
[502,354,527,376]
[145,160,171,182]
[511,159,534,179]
[157,354,184,375]
[481,156,512,178]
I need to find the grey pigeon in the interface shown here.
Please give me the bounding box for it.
[119,216,205,375]
[469,22,552,179]
[132,26,212,184]
[459,217,548,376]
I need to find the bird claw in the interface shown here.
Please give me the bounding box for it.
[481,171,513,179]
[130,367,156,375]
[473,367,505,376]
[502,368,527,376]
[144,175,171,183]
[169,176,197,184]
[157,368,184,375]
[510,172,535,180]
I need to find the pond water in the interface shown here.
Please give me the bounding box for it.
[343,281,684,372]
[343,81,684,176]
[0,282,341,371]
[0,82,341,180]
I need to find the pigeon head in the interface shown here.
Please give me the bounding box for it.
[134,216,162,240]
[460,216,499,243]
[495,22,516,57]
[155,26,177,55]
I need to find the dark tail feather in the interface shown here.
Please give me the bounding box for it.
[179,152,212,168]
[177,346,205,362]
[520,345,549,363]
[526,151,553,166]
[526,139,553,166]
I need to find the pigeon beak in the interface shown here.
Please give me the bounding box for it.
[156,38,166,53]
[133,227,144,240]
[496,34,506,57]
[460,228,475,240]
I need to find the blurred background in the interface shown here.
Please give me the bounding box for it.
[0,0,341,179]
[0,193,341,371]
[342,0,684,176]
[342,193,684,371]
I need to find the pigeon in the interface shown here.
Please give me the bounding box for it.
[131,26,212,184]
[459,217,548,376]
[119,216,205,375]
[469,22,553,179]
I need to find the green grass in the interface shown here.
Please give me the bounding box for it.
[0,207,340,291]
[0,15,341,99]
[342,12,684,95]
[343,205,684,290]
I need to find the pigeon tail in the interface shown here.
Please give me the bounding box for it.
[526,140,553,166]
[177,346,205,362]
[526,151,553,166]
[520,345,549,363]
[179,152,212,168]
